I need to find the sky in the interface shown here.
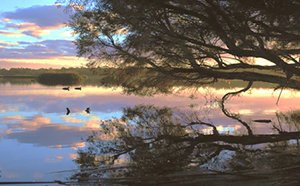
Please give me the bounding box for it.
[0,0,87,69]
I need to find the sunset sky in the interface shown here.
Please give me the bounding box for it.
[0,0,87,69]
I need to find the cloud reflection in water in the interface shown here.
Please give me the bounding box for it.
[0,84,300,182]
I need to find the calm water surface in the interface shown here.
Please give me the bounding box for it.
[0,82,299,183]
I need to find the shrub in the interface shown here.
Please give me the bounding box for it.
[37,72,83,86]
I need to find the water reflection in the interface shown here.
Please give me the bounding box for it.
[0,82,300,183]
[69,105,300,185]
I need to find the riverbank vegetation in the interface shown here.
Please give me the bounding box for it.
[0,67,281,92]
[0,67,279,92]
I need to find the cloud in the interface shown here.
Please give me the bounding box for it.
[0,60,68,69]
[6,124,92,147]
[2,5,70,38]
[5,22,50,38]
[1,116,25,123]
[0,41,19,47]
[59,31,74,37]
[84,116,102,129]
[2,5,69,28]
[0,31,25,37]
[2,113,93,148]
[68,153,78,159]
[3,18,11,22]
[0,6,81,67]
[5,129,12,135]
[70,142,85,150]
[0,39,77,59]
[8,115,51,131]
[44,155,63,163]
[61,116,82,123]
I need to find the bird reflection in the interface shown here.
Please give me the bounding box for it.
[85,107,90,114]
[66,107,71,115]
[65,107,90,115]
[62,87,70,91]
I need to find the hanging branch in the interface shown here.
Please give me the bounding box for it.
[220,81,254,135]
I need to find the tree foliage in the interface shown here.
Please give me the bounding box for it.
[59,0,300,89]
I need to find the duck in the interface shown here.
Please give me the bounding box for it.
[62,87,70,91]
[75,87,82,90]
[66,107,71,115]
[85,107,90,114]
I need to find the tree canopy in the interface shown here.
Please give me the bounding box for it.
[59,0,300,90]
[52,2,300,184]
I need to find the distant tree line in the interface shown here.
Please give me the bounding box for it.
[0,67,280,93]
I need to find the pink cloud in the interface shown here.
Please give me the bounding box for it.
[0,41,19,46]
[9,115,52,131]
[5,22,50,38]
[0,61,67,69]
[70,142,85,150]
[1,116,25,123]
[0,39,77,59]
[0,31,25,37]
[61,116,82,123]
[85,116,102,129]
[6,122,92,147]
[44,156,63,163]
[68,153,78,159]
[2,5,69,38]
[5,22,67,38]
[3,5,69,28]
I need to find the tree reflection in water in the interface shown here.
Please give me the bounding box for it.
[67,103,300,185]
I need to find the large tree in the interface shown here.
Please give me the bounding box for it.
[59,0,300,90]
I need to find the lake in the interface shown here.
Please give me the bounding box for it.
[1,81,300,184]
